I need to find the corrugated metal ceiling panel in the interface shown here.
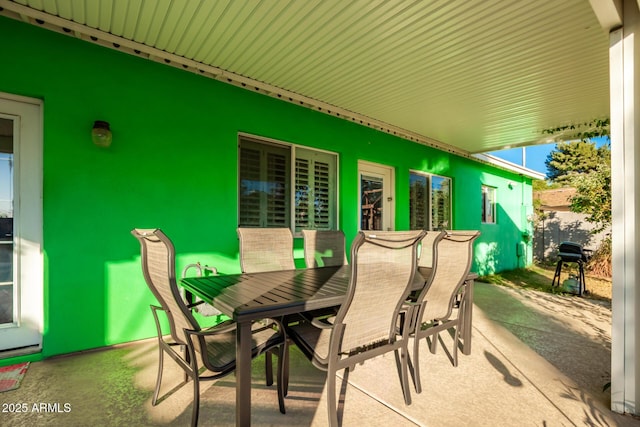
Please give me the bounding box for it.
[5,0,610,154]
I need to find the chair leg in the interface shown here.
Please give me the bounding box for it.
[458,299,466,348]
[412,336,423,394]
[191,375,200,427]
[283,341,290,397]
[265,350,274,386]
[152,345,165,406]
[277,343,286,414]
[327,368,339,427]
[430,332,439,354]
[184,345,191,384]
[395,347,412,405]
[452,325,460,367]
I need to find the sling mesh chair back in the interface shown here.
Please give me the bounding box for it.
[132,228,286,426]
[411,230,446,297]
[237,227,296,273]
[417,230,445,270]
[300,229,348,322]
[409,230,480,394]
[302,229,348,268]
[286,230,426,426]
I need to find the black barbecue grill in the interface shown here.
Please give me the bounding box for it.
[551,241,593,295]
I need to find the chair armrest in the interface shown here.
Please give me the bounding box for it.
[187,319,237,337]
[181,262,218,278]
[186,300,205,309]
[202,265,218,275]
[310,316,335,329]
[150,305,168,338]
[293,312,334,329]
[399,301,424,334]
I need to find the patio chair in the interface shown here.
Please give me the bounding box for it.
[410,230,446,297]
[237,227,295,273]
[408,230,480,394]
[302,229,348,268]
[300,230,348,321]
[285,230,427,426]
[237,227,295,388]
[131,228,286,426]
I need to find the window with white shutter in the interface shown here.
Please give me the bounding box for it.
[294,148,336,232]
[409,171,452,230]
[409,173,428,229]
[431,175,451,229]
[295,157,311,230]
[239,138,290,227]
[239,136,337,232]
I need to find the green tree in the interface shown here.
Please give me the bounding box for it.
[569,158,611,233]
[545,139,611,231]
[532,179,560,191]
[545,140,608,185]
[570,154,612,277]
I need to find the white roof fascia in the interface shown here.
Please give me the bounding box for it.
[473,153,547,180]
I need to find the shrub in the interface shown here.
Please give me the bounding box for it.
[587,236,611,278]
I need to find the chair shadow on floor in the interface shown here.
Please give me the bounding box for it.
[484,350,523,387]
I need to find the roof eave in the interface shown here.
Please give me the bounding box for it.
[473,153,547,180]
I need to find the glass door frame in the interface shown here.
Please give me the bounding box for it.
[0,93,43,357]
[357,160,395,231]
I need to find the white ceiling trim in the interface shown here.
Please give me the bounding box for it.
[4,0,598,180]
[0,0,471,158]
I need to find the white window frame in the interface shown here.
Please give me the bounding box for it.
[238,133,339,235]
[482,185,497,224]
[409,170,452,230]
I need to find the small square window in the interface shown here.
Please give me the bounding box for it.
[481,185,496,224]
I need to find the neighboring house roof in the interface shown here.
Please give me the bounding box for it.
[534,188,577,212]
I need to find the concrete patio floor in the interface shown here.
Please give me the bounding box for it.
[1,281,639,426]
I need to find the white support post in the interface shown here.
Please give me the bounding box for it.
[610,0,640,415]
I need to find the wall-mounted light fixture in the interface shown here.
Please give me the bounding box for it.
[92,120,112,147]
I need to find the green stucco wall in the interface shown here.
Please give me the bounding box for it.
[0,16,533,362]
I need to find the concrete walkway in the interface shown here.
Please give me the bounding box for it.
[1,282,638,426]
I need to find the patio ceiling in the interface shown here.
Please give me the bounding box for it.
[0,0,611,156]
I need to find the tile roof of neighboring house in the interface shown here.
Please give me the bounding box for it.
[533,188,577,212]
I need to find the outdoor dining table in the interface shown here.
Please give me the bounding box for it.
[180,265,476,426]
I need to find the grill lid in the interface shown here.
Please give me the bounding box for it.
[558,241,590,262]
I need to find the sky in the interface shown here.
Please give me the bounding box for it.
[487,136,610,178]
